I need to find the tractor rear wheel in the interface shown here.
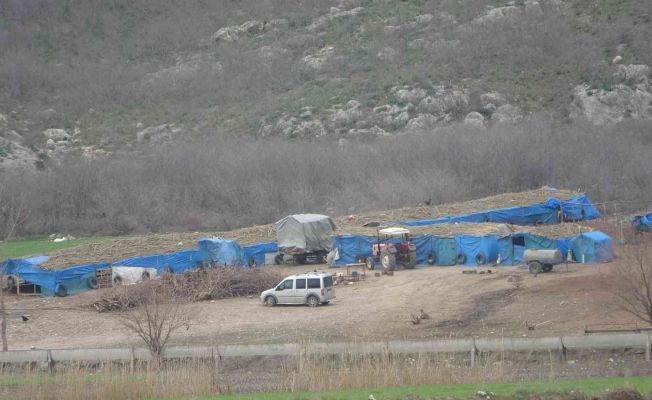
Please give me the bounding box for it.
[380,252,396,270]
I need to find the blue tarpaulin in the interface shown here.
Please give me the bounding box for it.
[332,235,376,266]
[401,195,600,227]
[455,235,499,265]
[112,250,203,274]
[498,233,571,265]
[562,195,601,221]
[632,212,652,232]
[198,239,245,266]
[12,262,108,296]
[243,242,278,267]
[570,231,613,263]
[1,255,49,275]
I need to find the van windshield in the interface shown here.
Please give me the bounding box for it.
[323,276,333,288]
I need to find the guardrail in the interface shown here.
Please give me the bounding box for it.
[0,333,650,369]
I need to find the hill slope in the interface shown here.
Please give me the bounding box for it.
[0,0,651,161]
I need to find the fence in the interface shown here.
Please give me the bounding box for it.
[0,333,650,369]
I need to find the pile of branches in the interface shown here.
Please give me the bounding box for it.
[91,267,283,312]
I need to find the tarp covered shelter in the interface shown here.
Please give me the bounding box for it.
[455,235,499,266]
[275,214,336,253]
[498,233,571,265]
[562,194,601,221]
[569,231,613,263]
[15,262,109,297]
[242,242,278,267]
[632,212,652,232]
[198,238,245,266]
[331,234,376,266]
[411,236,457,266]
[111,250,202,274]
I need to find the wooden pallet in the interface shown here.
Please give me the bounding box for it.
[96,268,113,288]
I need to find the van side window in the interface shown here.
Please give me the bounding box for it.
[307,278,320,289]
[323,276,333,288]
[296,279,306,289]
[278,279,293,290]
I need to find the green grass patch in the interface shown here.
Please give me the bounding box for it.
[194,376,652,400]
[0,236,116,260]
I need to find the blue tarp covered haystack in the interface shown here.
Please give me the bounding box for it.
[569,232,613,263]
[632,212,652,232]
[401,195,600,227]
[198,239,245,267]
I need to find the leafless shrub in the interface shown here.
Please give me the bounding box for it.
[92,267,283,312]
[614,241,652,325]
[118,283,191,363]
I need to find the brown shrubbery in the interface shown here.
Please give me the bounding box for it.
[93,267,283,312]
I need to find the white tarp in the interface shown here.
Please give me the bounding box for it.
[111,266,157,285]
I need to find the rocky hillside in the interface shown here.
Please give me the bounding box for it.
[0,0,651,168]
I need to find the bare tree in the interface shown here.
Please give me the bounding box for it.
[614,243,652,325]
[120,284,191,366]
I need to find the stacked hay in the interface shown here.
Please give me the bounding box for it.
[334,186,580,229]
[339,222,591,239]
[39,187,584,269]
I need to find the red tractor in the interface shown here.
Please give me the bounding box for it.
[365,227,417,270]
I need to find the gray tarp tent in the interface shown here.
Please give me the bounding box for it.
[275,214,337,254]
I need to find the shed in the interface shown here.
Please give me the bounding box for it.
[569,231,613,263]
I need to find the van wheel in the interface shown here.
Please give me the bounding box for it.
[307,295,319,307]
[264,296,277,306]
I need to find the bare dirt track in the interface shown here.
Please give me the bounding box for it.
[2,259,634,350]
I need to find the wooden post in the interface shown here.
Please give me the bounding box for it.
[47,349,54,374]
[559,337,567,363]
[470,338,477,367]
[130,347,135,373]
[16,274,19,296]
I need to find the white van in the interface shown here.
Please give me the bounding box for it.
[260,272,335,307]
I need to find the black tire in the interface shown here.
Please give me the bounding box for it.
[141,271,150,281]
[248,257,257,268]
[264,296,277,306]
[542,264,553,273]
[456,253,467,265]
[528,261,543,274]
[55,284,68,297]
[427,252,436,265]
[113,275,123,285]
[274,254,283,265]
[306,295,319,307]
[87,276,99,289]
[293,254,307,264]
[405,250,417,269]
[164,266,174,275]
[475,252,486,266]
[365,257,375,270]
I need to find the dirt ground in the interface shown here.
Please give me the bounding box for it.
[1,256,636,350]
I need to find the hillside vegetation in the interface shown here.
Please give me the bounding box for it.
[0,0,651,237]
